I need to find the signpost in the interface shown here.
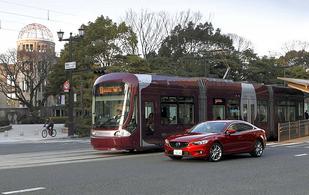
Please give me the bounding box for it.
[65,61,76,70]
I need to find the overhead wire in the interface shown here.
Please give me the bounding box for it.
[0,0,75,16]
[0,0,80,28]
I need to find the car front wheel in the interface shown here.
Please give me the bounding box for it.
[208,143,223,162]
[250,140,264,157]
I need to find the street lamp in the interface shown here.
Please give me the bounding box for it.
[57,26,85,137]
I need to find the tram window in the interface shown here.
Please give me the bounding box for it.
[160,96,194,125]
[161,104,177,124]
[178,104,194,124]
[144,102,154,119]
[257,101,268,122]
[213,105,225,120]
[227,100,240,120]
[243,104,248,121]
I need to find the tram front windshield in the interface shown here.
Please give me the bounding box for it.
[93,82,130,128]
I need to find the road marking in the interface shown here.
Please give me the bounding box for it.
[266,142,278,145]
[294,153,308,157]
[0,149,162,170]
[287,143,309,148]
[2,187,46,194]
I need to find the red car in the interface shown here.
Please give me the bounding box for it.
[164,120,266,162]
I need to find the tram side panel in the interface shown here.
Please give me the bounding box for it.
[204,80,242,121]
[140,82,199,146]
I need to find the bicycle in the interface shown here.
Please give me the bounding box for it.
[41,127,57,138]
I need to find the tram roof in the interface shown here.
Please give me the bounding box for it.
[277,77,309,93]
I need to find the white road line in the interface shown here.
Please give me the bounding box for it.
[2,187,46,194]
[266,142,278,146]
[280,142,299,146]
[0,152,162,170]
[294,153,308,157]
[287,143,309,148]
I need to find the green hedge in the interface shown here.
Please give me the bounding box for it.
[0,119,10,126]
[49,116,68,124]
[75,117,91,137]
[20,116,45,124]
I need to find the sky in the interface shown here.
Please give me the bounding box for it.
[0,0,309,56]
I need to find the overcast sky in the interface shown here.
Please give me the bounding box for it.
[0,0,309,56]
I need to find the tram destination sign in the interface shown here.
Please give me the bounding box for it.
[65,61,76,70]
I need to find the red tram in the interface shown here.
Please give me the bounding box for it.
[91,73,304,151]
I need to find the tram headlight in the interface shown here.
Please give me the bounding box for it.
[91,130,96,136]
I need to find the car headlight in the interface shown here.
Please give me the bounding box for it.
[165,139,170,145]
[192,140,209,145]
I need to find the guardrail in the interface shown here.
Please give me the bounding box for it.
[278,120,309,142]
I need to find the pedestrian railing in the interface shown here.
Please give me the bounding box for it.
[278,120,309,142]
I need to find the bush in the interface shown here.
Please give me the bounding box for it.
[0,118,10,126]
[20,116,44,124]
[75,117,91,137]
[49,116,68,124]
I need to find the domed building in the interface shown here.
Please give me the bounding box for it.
[0,23,63,123]
[17,23,55,54]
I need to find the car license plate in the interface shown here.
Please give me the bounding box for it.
[173,149,182,156]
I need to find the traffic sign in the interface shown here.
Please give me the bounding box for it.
[65,61,76,70]
[63,81,70,92]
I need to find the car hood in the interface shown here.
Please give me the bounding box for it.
[169,133,217,142]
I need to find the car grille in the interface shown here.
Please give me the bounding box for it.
[170,141,188,149]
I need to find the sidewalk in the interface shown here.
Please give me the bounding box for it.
[0,124,70,143]
[278,136,309,144]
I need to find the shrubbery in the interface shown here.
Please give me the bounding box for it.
[19,116,45,124]
[75,117,91,137]
[49,116,68,124]
[0,118,10,126]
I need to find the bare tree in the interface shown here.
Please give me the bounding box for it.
[124,9,202,58]
[0,49,55,115]
[281,40,309,54]
[227,33,253,52]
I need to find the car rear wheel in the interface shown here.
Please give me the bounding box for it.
[169,156,183,160]
[208,143,223,162]
[250,140,264,157]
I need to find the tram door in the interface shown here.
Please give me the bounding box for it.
[141,98,158,144]
[240,83,257,123]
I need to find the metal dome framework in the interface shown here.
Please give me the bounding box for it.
[18,23,53,42]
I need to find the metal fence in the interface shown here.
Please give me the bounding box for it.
[278,120,309,142]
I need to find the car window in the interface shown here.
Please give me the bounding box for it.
[228,124,238,131]
[191,122,226,134]
[238,123,253,131]
[228,123,253,132]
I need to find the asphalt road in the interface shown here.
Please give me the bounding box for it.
[0,139,91,155]
[0,142,308,195]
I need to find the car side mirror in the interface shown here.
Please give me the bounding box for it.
[226,129,236,135]
[184,128,191,133]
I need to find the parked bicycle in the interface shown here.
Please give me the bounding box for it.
[41,127,57,138]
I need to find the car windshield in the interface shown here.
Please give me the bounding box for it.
[92,82,130,128]
[190,122,227,134]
